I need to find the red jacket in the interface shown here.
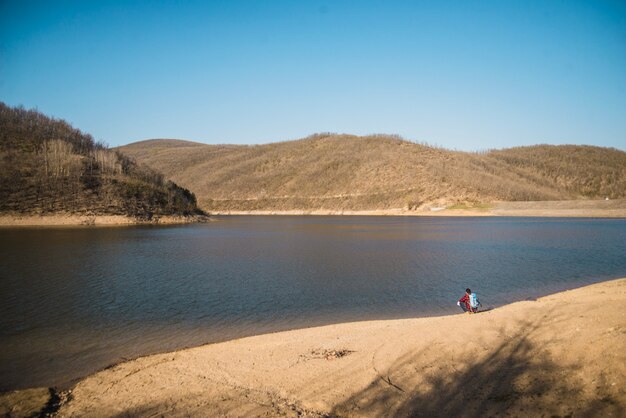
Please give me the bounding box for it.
[459,294,471,310]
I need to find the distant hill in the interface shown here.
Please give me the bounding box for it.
[119,134,626,213]
[0,103,205,219]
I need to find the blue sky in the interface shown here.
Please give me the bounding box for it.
[1,0,625,150]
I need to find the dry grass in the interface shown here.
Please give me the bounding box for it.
[119,134,626,212]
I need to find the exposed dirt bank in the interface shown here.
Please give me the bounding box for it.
[491,199,626,217]
[0,214,210,227]
[210,208,492,217]
[210,199,626,218]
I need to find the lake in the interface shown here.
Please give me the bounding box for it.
[1,216,625,391]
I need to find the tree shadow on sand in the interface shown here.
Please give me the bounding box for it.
[107,312,622,418]
[331,312,623,418]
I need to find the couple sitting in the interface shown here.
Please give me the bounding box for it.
[457,288,481,313]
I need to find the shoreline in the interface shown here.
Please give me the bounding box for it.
[0,214,211,227]
[1,199,625,225]
[210,209,626,217]
[210,208,493,217]
[209,199,626,218]
[3,278,624,417]
[0,276,614,393]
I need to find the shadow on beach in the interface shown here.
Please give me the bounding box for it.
[330,313,623,418]
[106,311,624,418]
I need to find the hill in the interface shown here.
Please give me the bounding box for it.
[119,134,626,213]
[0,103,205,221]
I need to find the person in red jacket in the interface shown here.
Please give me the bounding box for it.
[457,288,472,313]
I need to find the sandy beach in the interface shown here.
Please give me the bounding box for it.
[3,278,624,417]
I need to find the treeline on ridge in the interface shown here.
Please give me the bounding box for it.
[0,102,203,218]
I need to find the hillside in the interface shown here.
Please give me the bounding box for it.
[0,103,205,221]
[119,134,626,213]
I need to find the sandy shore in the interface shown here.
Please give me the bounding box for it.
[491,199,626,218]
[210,208,493,217]
[1,200,624,224]
[210,199,626,218]
[0,214,210,227]
[3,278,624,417]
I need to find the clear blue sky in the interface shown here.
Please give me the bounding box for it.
[1,0,625,150]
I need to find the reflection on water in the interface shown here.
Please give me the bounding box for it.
[1,216,625,390]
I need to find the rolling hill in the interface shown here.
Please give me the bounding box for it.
[119,134,626,213]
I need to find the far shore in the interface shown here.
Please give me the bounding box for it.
[0,214,210,227]
[3,278,624,417]
[1,200,624,226]
[210,208,493,217]
[210,198,626,218]
[211,209,626,217]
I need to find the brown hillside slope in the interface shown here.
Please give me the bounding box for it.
[119,134,626,212]
[0,103,205,221]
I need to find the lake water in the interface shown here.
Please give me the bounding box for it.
[1,216,625,391]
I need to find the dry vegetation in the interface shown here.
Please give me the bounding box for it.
[120,134,626,212]
[0,103,204,219]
